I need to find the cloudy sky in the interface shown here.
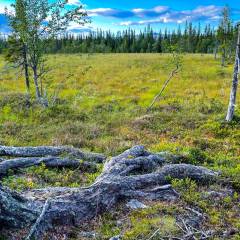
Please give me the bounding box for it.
[0,0,240,33]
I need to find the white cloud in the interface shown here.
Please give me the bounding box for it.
[67,0,82,6]
[0,3,12,14]
[88,6,169,19]
[119,5,224,26]
[67,21,93,34]
[87,5,226,26]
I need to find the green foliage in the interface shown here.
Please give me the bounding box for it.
[2,161,104,191]
[222,164,240,190]
[171,178,201,205]
[187,148,207,164]
[98,213,121,239]
[2,175,38,191]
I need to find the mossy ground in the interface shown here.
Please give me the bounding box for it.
[0,53,239,239]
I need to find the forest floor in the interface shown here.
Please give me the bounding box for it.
[0,54,240,239]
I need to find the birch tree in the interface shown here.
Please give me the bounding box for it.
[226,23,240,122]
[6,0,89,106]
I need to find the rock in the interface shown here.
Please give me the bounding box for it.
[109,235,121,240]
[126,199,148,210]
[185,215,203,229]
[116,220,123,226]
[203,190,233,199]
[78,231,98,238]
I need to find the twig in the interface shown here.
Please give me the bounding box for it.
[185,207,203,217]
[176,222,187,234]
[147,228,161,240]
[25,199,50,240]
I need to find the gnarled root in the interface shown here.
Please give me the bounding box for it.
[0,146,218,239]
[0,145,106,177]
[0,145,106,162]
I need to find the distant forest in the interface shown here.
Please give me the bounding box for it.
[0,22,238,54]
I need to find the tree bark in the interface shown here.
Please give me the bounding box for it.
[0,146,218,239]
[226,24,240,122]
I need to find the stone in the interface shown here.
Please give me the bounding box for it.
[126,199,148,210]
[109,235,121,240]
[78,231,98,238]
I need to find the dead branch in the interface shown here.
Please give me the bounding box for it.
[148,65,180,111]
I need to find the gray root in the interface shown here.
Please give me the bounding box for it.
[0,156,97,177]
[0,145,106,163]
[0,146,218,239]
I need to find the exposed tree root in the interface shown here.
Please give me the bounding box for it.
[0,146,218,239]
[0,145,105,163]
[0,156,97,177]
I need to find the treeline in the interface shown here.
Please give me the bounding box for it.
[44,24,229,54]
[0,36,8,53]
[0,22,238,55]
[1,22,238,56]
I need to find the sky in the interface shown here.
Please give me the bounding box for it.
[0,0,240,34]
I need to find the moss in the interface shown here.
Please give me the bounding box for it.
[123,205,179,239]
[97,213,121,239]
[2,163,104,190]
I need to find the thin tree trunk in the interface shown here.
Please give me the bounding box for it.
[33,66,41,100]
[226,25,240,122]
[23,44,30,93]
[214,45,218,60]
[222,48,226,67]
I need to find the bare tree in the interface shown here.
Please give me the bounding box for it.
[226,23,240,122]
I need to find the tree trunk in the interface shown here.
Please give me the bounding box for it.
[32,66,41,100]
[23,44,30,93]
[0,146,218,239]
[214,45,218,60]
[226,25,240,122]
[221,48,226,67]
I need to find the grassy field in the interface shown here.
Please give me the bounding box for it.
[0,53,240,239]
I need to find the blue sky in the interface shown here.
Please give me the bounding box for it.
[0,0,240,33]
